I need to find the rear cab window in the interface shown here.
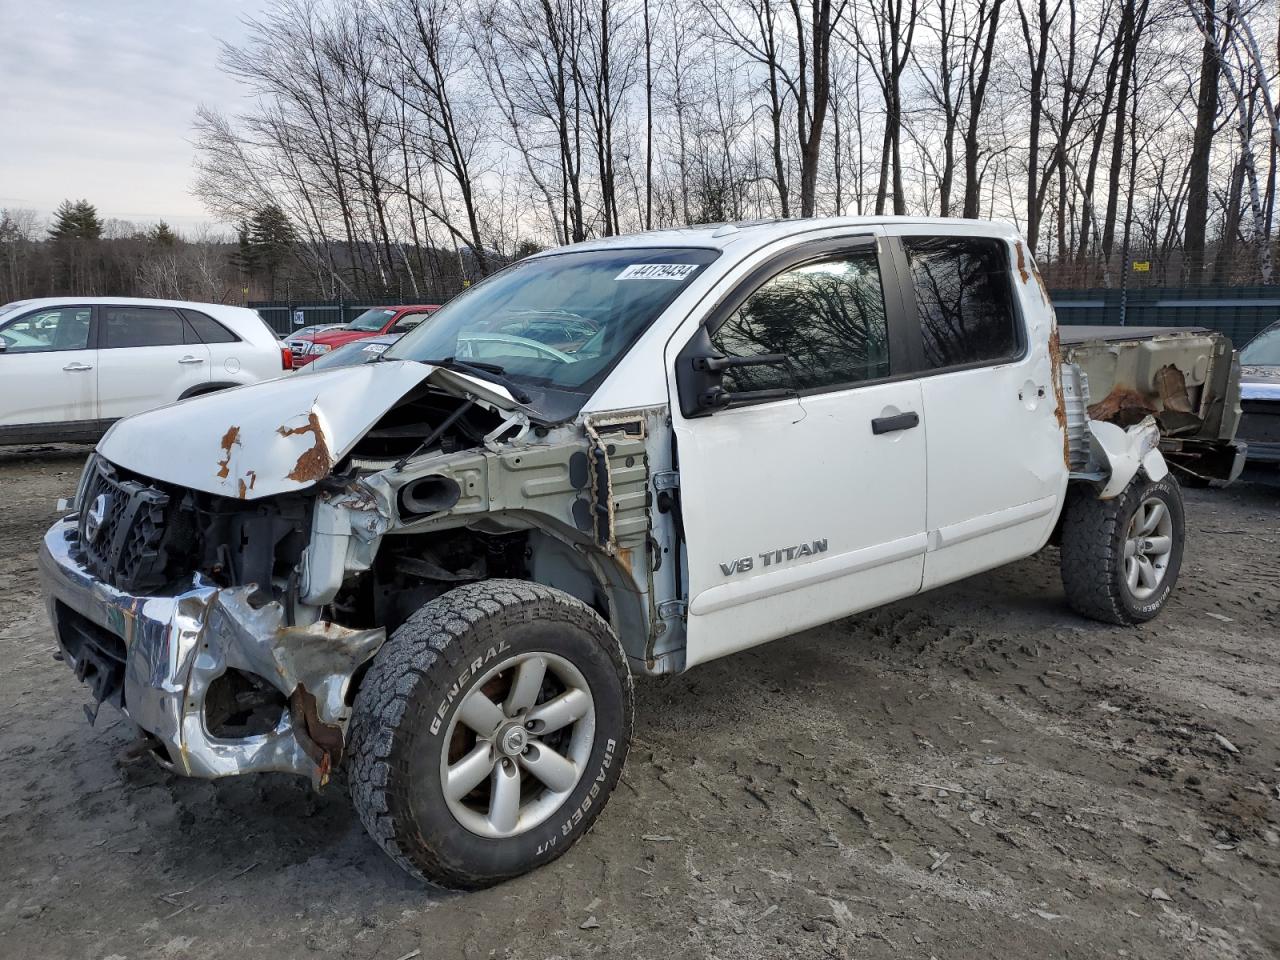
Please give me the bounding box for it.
[900,236,1022,371]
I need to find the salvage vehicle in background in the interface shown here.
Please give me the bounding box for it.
[297,332,402,372]
[40,218,1186,889]
[282,322,345,352]
[288,304,440,366]
[1061,326,1244,485]
[1236,320,1280,468]
[0,297,291,445]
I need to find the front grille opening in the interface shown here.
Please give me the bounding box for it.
[55,602,127,710]
[203,669,287,738]
[77,457,173,593]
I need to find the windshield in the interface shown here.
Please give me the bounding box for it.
[308,337,393,371]
[1241,323,1280,366]
[348,308,397,332]
[386,247,719,417]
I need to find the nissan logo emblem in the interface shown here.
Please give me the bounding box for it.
[84,493,110,543]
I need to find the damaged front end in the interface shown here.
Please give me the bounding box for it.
[39,360,665,785]
[40,523,382,785]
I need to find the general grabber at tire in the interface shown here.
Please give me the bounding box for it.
[1059,472,1185,626]
[347,579,633,888]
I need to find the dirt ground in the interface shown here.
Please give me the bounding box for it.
[1,443,1278,960]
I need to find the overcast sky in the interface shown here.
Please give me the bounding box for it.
[0,0,264,231]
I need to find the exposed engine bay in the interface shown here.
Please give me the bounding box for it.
[50,364,672,785]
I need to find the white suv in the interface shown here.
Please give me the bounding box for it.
[0,297,291,445]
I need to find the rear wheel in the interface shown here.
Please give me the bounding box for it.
[1059,473,1185,625]
[347,580,632,888]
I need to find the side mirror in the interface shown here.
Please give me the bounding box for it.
[0,339,8,353]
[676,325,794,417]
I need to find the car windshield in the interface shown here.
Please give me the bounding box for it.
[309,337,394,371]
[1241,324,1280,366]
[348,308,397,332]
[385,247,719,417]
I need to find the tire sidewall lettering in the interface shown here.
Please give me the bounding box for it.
[428,639,511,735]
[553,737,616,846]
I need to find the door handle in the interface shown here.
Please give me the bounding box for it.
[871,411,920,435]
[62,362,93,372]
[178,356,205,364]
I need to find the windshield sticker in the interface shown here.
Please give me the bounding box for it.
[616,263,699,281]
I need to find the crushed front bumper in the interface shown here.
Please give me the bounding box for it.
[38,516,384,785]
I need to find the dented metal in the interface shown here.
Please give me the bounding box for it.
[1061,326,1244,483]
[93,360,522,500]
[38,523,383,784]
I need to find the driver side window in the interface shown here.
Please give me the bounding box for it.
[710,249,890,394]
[0,307,92,353]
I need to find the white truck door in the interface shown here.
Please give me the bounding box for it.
[0,305,96,437]
[96,305,211,422]
[670,236,928,668]
[885,231,1065,590]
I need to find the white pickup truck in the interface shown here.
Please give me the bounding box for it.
[39,218,1183,888]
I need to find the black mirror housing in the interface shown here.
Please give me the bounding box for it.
[675,325,792,417]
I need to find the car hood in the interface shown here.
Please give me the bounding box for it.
[1242,364,1280,400]
[96,360,521,499]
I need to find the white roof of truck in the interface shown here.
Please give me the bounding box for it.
[545,216,1023,257]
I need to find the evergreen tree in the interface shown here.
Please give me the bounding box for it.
[148,220,178,246]
[246,205,295,296]
[228,219,257,274]
[48,199,103,241]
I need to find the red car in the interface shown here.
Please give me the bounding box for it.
[288,304,440,366]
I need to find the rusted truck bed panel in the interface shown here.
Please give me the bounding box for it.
[1060,325,1244,483]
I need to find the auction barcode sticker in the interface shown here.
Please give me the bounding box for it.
[616,263,699,281]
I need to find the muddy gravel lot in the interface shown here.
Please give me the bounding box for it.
[1,443,1278,960]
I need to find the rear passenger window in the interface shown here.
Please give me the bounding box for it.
[184,311,238,344]
[102,306,185,348]
[903,237,1020,369]
[710,248,891,394]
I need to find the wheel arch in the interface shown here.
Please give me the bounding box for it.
[385,510,653,667]
[178,380,243,401]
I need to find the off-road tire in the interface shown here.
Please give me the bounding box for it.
[347,579,632,889]
[1059,473,1185,625]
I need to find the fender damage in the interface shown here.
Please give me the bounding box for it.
[43,362,661,785]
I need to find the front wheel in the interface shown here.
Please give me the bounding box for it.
[347,580,632,888]
[1059,473,1185,625]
